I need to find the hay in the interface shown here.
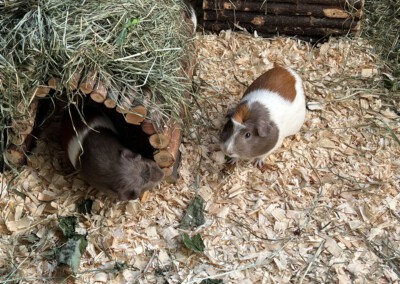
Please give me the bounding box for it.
[0,0,194,163]
[362,0,400,91]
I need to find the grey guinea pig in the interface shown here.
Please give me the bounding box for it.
[220,63,306,168]
[61,106,165,201]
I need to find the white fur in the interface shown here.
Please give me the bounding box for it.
[188,5,197,33]
[224,120,244,157]
[241,66,306,158]
[67,115,117,169]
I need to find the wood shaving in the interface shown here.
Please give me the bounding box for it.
[0,31,399,283]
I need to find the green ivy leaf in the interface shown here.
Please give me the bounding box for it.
[180,195,205,229]
[57,235,87,274]
[182,233,205,253]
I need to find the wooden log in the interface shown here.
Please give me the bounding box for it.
[141,120,157,136]
[79,71,97,94]
[242,0,364,9]
[203,0,362,19]
[67,70,82,91]
[48,78,60,90]
[90,81,107,103]
[116,93,135,114]
[164,150,181,184]
[204,10,360,30]
[148,119,180,149]
[4,144,26,166]
[5,100,39,166]
[149,132,170,149]
[33,86,51,98]
[104,87,119,109]
[203,20,361,37]
[124,105,148,125]
[153,121,181,168]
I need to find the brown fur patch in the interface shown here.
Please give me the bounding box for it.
[232,103,250,124]
[243,63,297,102]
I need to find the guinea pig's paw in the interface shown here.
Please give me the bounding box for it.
[227,157,239,165]
[252,158,265,169]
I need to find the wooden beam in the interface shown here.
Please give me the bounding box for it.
[203,0,362,19]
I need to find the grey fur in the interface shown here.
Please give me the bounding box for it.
[78,127,164,201]
[220,102,279,160]
[61,105,165,202]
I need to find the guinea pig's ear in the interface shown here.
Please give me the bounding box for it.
[226,107,235,118]
[256,119,272,137]
[120,148,141,161]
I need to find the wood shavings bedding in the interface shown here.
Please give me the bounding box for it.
[1,31,399,283]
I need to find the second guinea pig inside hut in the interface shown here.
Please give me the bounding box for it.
[61,106,165,201]
[220,63,306,167]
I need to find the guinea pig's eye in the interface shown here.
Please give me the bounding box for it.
[245,132,251,139]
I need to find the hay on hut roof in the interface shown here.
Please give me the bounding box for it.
[0,0,195,165]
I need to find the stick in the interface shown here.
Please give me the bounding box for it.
[298,240,326,284]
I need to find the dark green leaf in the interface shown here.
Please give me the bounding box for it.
[201,279,223,284]
[114,261,128,272]
[180,195,205,229]
[77,199,93,215]
[182,233,205,253]
[58,216,77,238]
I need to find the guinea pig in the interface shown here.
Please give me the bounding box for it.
[61,106,165,201]
[220,63,306,168]
[182,0,197,34]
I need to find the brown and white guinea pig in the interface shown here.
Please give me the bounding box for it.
[61,106,164,201]
[220,63,306,167]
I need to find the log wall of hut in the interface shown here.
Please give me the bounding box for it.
[202,0,364,39]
